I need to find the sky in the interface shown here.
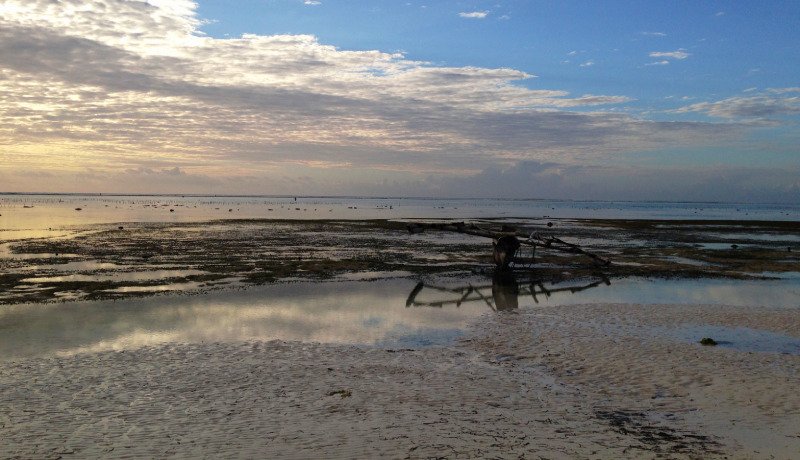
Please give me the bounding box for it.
[1,0,799,202]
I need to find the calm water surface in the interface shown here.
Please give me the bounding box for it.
[1,275,798,359]
[2,194,798,235]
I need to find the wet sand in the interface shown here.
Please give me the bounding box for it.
[2,301,798,459]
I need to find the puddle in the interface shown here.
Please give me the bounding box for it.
[695,242,757,250]
[52,291,86,301]
[22,269,206,283]
[1,285,53,295]
[0,252,80,261]
[701,232,800,243]
[660,325,800,355]
[103,281,205,293]
[27,261,128,272]
[335,270,415,281]
[745,271,800,280]
[658,256,716,267]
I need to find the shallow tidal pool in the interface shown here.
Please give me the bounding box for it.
[1,275,798,360]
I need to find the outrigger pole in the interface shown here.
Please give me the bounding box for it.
[406,221,611,268]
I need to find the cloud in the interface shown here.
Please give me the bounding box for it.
[0,0,782,200]
[133,166,186,176]
[645,60,670,66]
[642,32,667,37]
[579,60,594,67]
[304,1,321,5]
[649,49,690,60]
[768,87,800,94]
[458,11,488,19]
[677,95,800,120]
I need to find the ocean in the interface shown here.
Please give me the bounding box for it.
[1,193,797,234]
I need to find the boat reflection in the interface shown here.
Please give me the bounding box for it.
[405,271,611,311]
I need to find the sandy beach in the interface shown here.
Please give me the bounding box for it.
[2,300,798,459]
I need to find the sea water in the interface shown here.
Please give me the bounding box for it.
[1,193,798,235]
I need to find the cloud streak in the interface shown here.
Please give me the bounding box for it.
[677,93,800,120]
[649,49,690,60]
[458,11,488,19]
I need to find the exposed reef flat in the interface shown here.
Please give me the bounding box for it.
[1,218,798,304]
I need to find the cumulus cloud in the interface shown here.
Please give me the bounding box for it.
[0,0,780,199]
[645,60,670,66]
[649,49,690,60]
[458,11,488,19]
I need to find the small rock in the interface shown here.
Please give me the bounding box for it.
[699,337,718,346]
[326,389,351,398]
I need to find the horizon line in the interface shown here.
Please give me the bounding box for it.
[0,191,796,207]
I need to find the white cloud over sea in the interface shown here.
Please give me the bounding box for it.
[0,0,796,201]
